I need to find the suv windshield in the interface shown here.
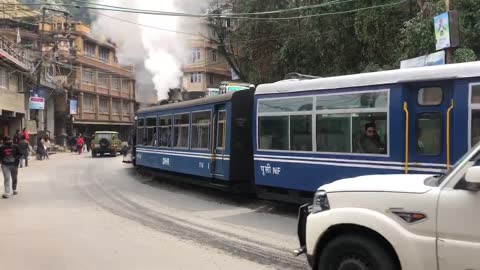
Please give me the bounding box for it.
[427,143,480,187]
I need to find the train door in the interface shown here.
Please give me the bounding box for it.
[211,105,228,178]
[407,81,453,171]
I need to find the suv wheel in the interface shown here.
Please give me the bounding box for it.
[317,234,398,270]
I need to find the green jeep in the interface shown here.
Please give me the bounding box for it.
[91,131,122,157]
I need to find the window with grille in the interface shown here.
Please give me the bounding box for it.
[99,98,109,113]
[99,47,110,63]
[82,70,94,84]
[0,68,7,89]
[98,73,109,87]
[84,41,96,58]
[112,100,121,114]
[122,102,130,114]
[9,74,18,92]
[121,79,129,91]
[83,95,95,112]
[190,72,202,83]
[112,78,121,90]
[191,48,201,63]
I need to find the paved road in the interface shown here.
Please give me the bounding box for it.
[0,153,308,270]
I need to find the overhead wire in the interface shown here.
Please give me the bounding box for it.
[70,0,359,16]
[15,0,409,21]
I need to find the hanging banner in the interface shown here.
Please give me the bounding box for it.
[29,96,45,110]
[434,12,450,50]
[69,100,78,115]
[434,11,460,51]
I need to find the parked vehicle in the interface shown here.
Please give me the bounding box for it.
[295,141,480,270]
[134,61,480,203]
[91,131,122,157]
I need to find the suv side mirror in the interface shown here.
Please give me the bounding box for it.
[465,166,480,192]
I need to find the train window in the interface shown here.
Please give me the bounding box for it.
[471,85,480,104]
[352,113,387,154]
[290,115,312,151]
[158,115,172,148]
[316,91,388,110]
[258,97,313,113]
[191,111,211,150]
[470,85,480,147]
[217,111,227,149]
[137,118,145,145]
[258,116,289,150]
[145,118,157,146]
[174,113,190,148]
[316,114,351,153]
[418,87,443,106]
[416,113,442,155]
[471,111,480,147]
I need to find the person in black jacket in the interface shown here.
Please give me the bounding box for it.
[18,136,30,168]
[0,136,21,198]
[13,129,21,145]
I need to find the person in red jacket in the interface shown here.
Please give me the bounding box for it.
[76,135,85,155]
[20,128,29,143]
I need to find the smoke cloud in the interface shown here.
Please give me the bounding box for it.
[90,0,209,103]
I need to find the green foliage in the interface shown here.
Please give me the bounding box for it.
[453,48,477,63]
[215,0,480,84]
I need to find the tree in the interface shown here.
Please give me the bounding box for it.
[211,0,480,84]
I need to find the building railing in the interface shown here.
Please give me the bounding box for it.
[0,33,35,71]
[80,51,134,73]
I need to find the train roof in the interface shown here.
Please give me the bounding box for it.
[137,91,236,114]
[255,61,480,95]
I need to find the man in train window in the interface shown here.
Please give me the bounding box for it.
[358,122,385,154]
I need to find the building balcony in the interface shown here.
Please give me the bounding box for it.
[74,54,135,78]
[0,33,35,71]
[75,110,133,124]
[71,80,135,100]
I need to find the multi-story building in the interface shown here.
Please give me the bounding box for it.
[46,21,136,139]
[0,33,33,138]
[0,1,136,143]
[181,18,232,99]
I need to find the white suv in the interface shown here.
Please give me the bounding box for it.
[296,144,480,270]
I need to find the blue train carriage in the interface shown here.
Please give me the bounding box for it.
[253,61,480,203]
[135,89,255,192]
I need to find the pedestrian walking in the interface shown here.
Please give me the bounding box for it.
[37,137,46,160]
[122,145,129,162]
[44,136,51,160]
[20,128,29,143]
[18,136,29,168]
[13,129,21,145]
[69,135,77,153]
[77,135,84,155]
[85,135,92,153]
[0,136,21,198]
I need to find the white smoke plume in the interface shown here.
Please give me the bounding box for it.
[90,0,209,103]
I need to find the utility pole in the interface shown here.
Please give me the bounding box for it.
[445,0,452,64]
[35,7,46,131]
[35,7,70,134]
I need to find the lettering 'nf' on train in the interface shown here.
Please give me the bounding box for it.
[133,61,480,203]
